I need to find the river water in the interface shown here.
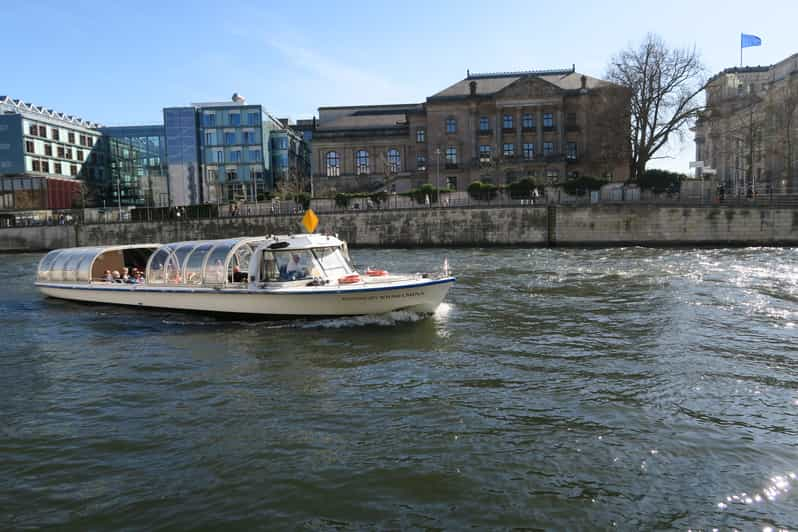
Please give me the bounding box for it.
[1,247,797,530]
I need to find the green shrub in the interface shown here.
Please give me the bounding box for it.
[562,176,607,196]
[507,177,539,199]
[639,169,683,194]
[467,181,498,201]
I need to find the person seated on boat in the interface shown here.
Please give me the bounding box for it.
[104,269,114,282]
[133,271,144,283]
[121,267,130,282]
[285,253,308,280]
[232,265,248,283]
[112,270,122,283]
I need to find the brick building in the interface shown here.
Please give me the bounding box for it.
[310,67,630,195]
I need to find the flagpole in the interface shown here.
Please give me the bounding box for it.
[740,33,743,67]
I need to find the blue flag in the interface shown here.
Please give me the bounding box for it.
[741,33,762,48]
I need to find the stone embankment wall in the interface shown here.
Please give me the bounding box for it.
[2,205,797,252]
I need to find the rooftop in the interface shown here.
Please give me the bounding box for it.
[0,95,102,129]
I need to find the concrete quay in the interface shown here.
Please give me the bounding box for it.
[1,205,797,252]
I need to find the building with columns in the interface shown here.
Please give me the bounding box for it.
[692,53,798,194]
[310,67,630,195]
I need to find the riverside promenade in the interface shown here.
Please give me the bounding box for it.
[2,203,798,252]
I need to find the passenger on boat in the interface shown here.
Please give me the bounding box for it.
[232,265,248,283]
[121,268,130,282]
[285,253,308,280]
[112,270,122,283]
[104,269,114,282]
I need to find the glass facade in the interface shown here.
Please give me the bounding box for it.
[96,125,169,208]
[164,107,201,206]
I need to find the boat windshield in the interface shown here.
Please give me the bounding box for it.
[312,247,353,278]
[257,249,319,282]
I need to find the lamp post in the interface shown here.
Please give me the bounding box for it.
[116,176,122,221]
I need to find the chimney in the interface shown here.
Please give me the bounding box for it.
[580,75,587,89]
[469,80,477,96]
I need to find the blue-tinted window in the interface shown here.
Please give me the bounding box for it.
[479,117,489,131]
[204,113,216,127]
[503,114,513,129]
[248,149,261,162]
[216,150,223,163]
[230,150,241,162]
[229,113,240,126]
[243,131,256,144]
[247,112,259,126]
[543,142,554,155]
[523,113,535,129]
[446,118,456,134]
[225,132,236,144]
[205,132,215,145]
[543,113,554,128]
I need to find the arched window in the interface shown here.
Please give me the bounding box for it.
[355,150,369,175]
[326,151,340,177]
[387,148,401,173]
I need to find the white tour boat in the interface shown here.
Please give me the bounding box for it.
[35,234,455,317]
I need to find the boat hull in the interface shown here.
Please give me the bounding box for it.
[36,278,454,317]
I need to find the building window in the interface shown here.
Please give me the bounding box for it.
[32,160,41,172]
[230,150,241,162]
[79,135,86,146]
[479,117,489,131]
[566,112,577,126]
[205,132,215,145]
[216,150,224,163]
[387,148,401,173]
[57,146,65,158]
[70,164,78,176]
[247,112,259,126]
[204,113,216,127]
[65,148,72,160]
[86,137,93,147]
[44,144,52,156]
[416,128,425,143]
[523,143,535,160]
[252,169,264,181]
[227,169,238,180]
[543,142,554,156]
[229,113,240,126]
[543,113,554,128]
[208,169,218,181]
[76,150,83,161]
[503,143,515,157]
[446,118,457,134]
[224,132,236,144]
[326,151,341,177]
[51,128,59,141]
[25,141,34,154]
[29,124,37,136]
[546,168,559,178]
[38,125,47,138]
[416,153,426,170]
[41,161,49,173]
[566,142,577,160]
[503,114,513,129]
[479,145,491,161]
[248,149,261,162]
[447,176,457,190]
[445,146,457,165]
[68,132,75,143]
[522,113,535,129]
[54,163,62,174]
[355,149,369,175]
[243,131,256,144]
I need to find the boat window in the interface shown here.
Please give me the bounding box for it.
[38,250,64,281]
[203,243,233,285]
[184,243,214,285]
[75,249,97,282]
[146,247,173,284]
[272,250,319,281]
[259,251,280,282]
[49,251,72,282]
[313,247,352,278]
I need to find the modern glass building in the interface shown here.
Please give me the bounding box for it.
[163,107,201,206]
[95,125,169,208]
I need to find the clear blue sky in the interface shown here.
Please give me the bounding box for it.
[3,0,796,173]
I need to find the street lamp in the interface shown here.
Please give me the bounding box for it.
[434,147,441,191]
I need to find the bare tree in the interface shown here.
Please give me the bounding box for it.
[607,33,707,180]
[766,75,798,190]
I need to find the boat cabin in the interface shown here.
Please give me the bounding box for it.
[36,234,355,288]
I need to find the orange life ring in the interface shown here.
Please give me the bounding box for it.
[366,268,388,276]
[338,274,361,284]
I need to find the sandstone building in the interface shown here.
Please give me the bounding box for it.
[310,67,630,195]
[693,53,798,193]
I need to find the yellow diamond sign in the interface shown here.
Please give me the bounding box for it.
[301,208,319,233]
